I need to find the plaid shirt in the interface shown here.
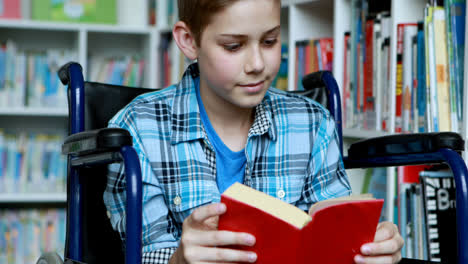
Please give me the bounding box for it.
[103,63,351,263]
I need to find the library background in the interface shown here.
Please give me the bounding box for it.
[0,0,466,263]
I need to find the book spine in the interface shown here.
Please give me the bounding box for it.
[433,8,452,132]
[420,171,457,263]
[417,23,427,133]
[450,0,466,131]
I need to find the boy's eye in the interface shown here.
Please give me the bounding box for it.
[263,38,278,46]
[223,43,242,52]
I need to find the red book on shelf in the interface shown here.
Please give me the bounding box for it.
[318,38,334,71]
[0,0,21,19]
[364,18,374,129]
[395,23,417,133]
[219,183,383,264]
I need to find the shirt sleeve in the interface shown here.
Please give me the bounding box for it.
[298,113,352,210]
[142,248,177,264]
[103,107,180,254]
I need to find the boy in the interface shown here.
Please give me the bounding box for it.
[104,0,404,263]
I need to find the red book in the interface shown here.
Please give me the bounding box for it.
[219,183,384,264]
[0,0,21,19]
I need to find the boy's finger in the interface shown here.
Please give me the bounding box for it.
[373,222,397,242]
[354,253,401,264]
[189,230,256,247]
[188,247,257,263]
[189,203,226,224]
[360,235,404,256]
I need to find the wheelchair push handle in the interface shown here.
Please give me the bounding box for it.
[58,61,83,85]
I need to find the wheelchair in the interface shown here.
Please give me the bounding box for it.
[37,62,468,264]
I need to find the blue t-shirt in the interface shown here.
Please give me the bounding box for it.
[195,78,246,193]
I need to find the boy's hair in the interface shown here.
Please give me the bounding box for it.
[178,0,242,46]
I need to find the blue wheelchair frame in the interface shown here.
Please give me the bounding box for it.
[66,64,142,264]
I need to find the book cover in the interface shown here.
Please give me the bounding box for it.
[0,0,21,19]
[32,0,116,24]
[219,183,383,264]
[420,170,457,263]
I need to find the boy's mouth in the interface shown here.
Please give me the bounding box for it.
[239,80,265,93]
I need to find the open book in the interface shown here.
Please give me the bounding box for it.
[218,183,384,264]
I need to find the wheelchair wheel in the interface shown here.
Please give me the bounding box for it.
[36,252,64,264]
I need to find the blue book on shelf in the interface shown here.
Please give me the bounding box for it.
[451,1,466,125]
[0,47,6,90]
[417,24,427,133]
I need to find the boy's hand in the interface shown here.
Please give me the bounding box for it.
[170,203,257,264]
[354,221,404,264]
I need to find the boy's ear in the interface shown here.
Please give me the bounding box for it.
[172,21,198,60]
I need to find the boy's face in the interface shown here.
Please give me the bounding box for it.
[196,0,281,110]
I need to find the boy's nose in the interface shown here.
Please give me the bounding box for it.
[244,46,265,74]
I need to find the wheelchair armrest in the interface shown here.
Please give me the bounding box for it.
[62,128,132,156]
[347,132,464,159]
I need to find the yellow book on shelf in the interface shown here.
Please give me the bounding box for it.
[433,7,451,131]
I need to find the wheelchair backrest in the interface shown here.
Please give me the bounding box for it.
[81,82,156,130]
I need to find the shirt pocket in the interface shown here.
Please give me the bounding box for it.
[251,174,305,206]
[162,180,218,224]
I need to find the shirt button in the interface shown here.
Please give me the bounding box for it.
[173,196,182,205]
[277,189,286,199]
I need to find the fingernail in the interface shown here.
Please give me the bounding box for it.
[355,255,364,263]
[218,203,226,213]
[245,235,255,245]
[362,245,371,254]
[248,252,257,262]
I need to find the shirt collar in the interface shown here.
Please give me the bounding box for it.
[170,63,277,144]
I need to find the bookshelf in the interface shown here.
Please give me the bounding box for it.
[1,0,466,262]
[0,1,176,262]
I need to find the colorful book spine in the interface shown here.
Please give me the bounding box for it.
[433,8,451,132]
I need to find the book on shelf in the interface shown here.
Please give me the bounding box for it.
[294,38,334,91]
[395,23,417,133]
[402,24,418,133]
[433,7,452,132]
[218,183,383,264]
[449,0,466,131]
[89,55,145,87]
[0,0,21,19]
[31,0,117,24]
[420,169,457,263]
[0,208,66,264]
[416,22,427,133]
[272,43,288,91]
[397,165,431,259]
[0,130,67,194]
[363,16,375,130]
